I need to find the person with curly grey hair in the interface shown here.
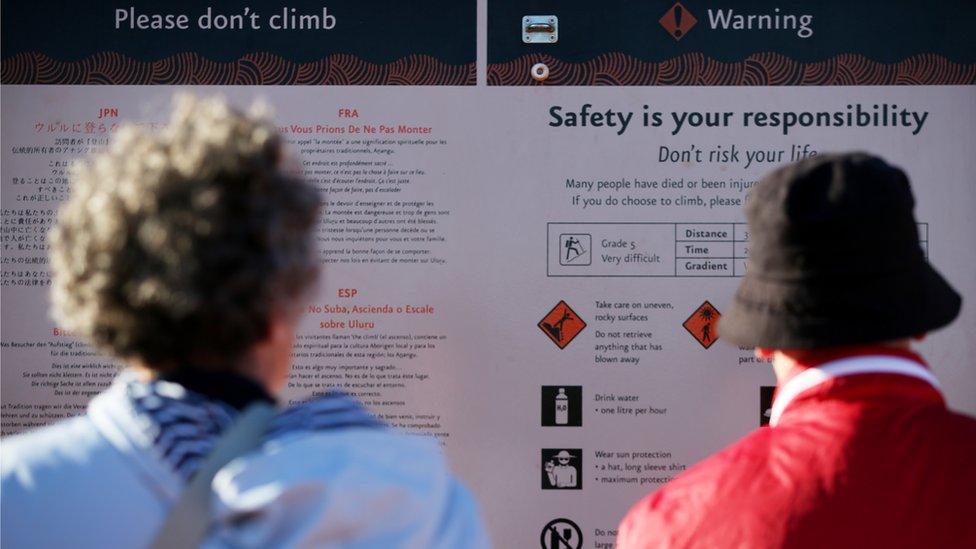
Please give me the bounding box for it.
[50,96,318,388]
[1,95,489,548]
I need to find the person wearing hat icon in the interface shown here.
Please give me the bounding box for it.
[545,450,578,488]
[617,154,976,548]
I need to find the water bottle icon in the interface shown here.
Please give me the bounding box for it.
[555,388,569,425]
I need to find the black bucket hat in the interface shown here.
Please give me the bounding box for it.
[718,153,961,349]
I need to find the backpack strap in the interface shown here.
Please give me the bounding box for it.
[150,401,277,549]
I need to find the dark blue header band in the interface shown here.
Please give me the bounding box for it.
[490,0,976,65]
[2,0,475,85]
[488,0,976,85]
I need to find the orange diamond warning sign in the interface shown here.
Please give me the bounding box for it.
[683,301,720,349]
[660,2,697,41]
[539,301,586,349]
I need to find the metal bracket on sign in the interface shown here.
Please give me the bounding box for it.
[523,15,558,44]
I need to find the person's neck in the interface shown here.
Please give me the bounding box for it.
[770,339,914,385]
[130,348,283,397]
[161,369,276,409]
[130,358,276,410]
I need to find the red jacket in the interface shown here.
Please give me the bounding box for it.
[617,349,976,549]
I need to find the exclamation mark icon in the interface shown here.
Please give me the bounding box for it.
[661,3,696,41]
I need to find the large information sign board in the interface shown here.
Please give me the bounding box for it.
[3,2,975,547]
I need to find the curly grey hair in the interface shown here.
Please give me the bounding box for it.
[50,95,319,374]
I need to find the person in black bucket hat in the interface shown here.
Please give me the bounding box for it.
[719,152,961,348]
[617,153,976,549]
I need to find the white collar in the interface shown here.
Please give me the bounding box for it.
[769,355,941,427]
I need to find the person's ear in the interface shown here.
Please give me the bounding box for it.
[755,348,774,360]
[268,315,291,343]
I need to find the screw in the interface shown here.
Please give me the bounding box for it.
[531,63,550,82]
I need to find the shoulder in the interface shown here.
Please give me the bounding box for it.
[617,427,792,548]
[207,423,489,548]
[235,426,452,489]
[2,413,154,491]
[2,415,104,481]
[937,406,976,439]
[2,416,162,547]
[252,393,454,498]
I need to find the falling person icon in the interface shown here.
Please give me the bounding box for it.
[542,310,574,343]
[539,301,587,349]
